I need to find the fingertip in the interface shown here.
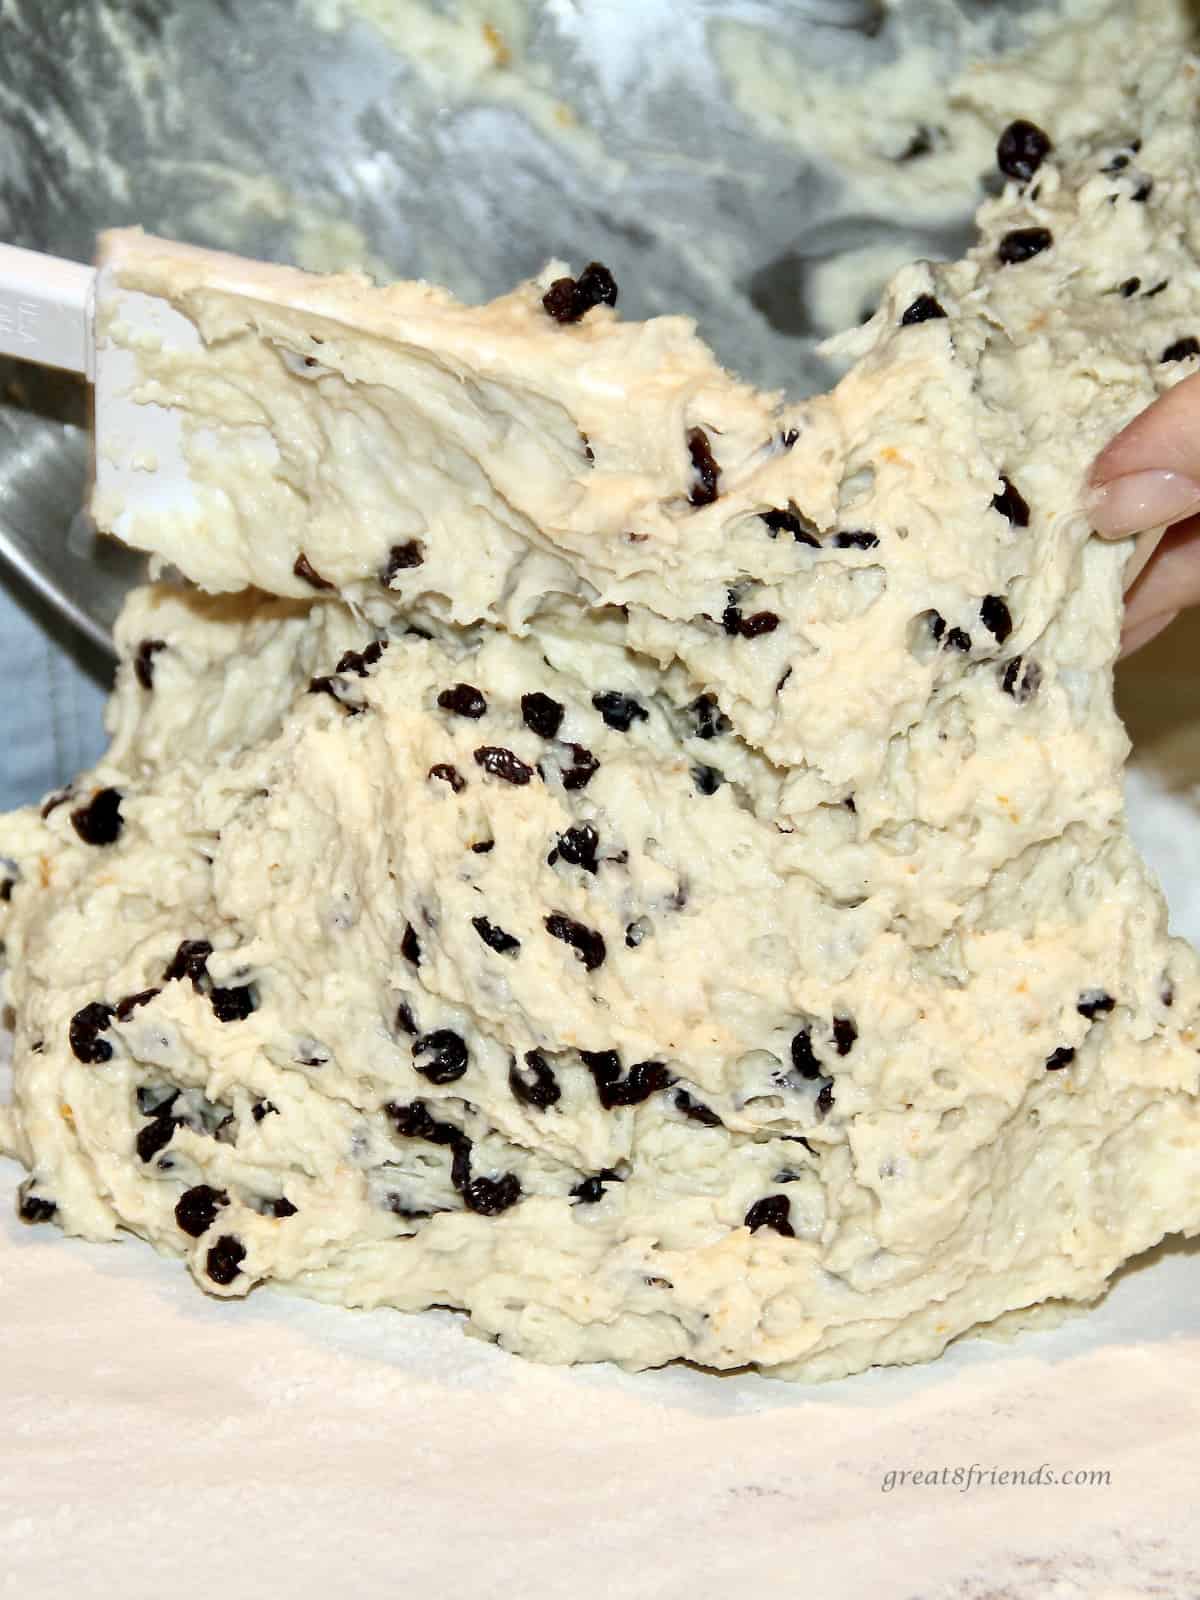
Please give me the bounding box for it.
[1086,471,1200,539]
[1084,481,1124,536]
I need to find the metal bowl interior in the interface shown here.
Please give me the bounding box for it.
[0,0,1058,649]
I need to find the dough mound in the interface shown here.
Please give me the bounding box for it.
[4,65,1200,1380]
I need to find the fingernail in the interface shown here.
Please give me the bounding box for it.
[1088,472,1200,538]
[1120,610,1178,658]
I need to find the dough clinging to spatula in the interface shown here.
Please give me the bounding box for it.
[4,61,1200,1379]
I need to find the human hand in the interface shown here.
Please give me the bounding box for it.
[1088,371,1200,655]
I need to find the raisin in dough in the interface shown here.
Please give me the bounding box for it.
[4,65,1200,1381]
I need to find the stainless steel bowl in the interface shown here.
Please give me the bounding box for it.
[0,0,1082,652]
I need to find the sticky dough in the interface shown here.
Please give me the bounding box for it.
[3,63,1200,1379]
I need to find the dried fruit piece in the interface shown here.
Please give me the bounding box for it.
[687,427,720,507]
[508,1050,562,1110]
[545,913,607,971]
[745,1196,795,1237]
[175,1184,230,1238]
[70,788,124,846]
[897,125,934,161]
[293,553,334,590]
[790,1027,821,1080]
[541,278,578,322]
[474,747,534,785]
[1161,337,1200,363]
[386,1099,462,1148]
[980,596,1014,642]
[114,987,160,1020]
[428,763,466,792]
[1077,991,1116,1019]
[134,638,167,689]
[463,1173,522,1215]
[560,744,599,790]
[571,1169,621,1204]
[413,1029,469,1083]
[737,610,780,638]
[832,1017,857,1056]
[163,939,213,988]
[437,683,488,718]
[996,119,1052,182]
[17,1181,56,1224]
[210,985,256,1023]
[1000,656,1042,704]
[997,227,1053,265]
[383,541,424,581]
[575,261,618,311]
[336,642,387,678]
[687,694,731,740]
[542,261,618,323]
[136,1113,179,1164]
[521,691,564,738]
[205,1235,246,1285]
[900,294,947,325]
[69,1002,116,1064]
[551,823,600,874]
[592,691,648,731]
[675,1090,722,1127]
[582,1050,671,1108]
[472,915,521,955]
[761,507,820,547]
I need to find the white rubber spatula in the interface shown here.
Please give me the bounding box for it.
[0,235,262,648]
[0,233,290,646]
[4,230,386,589]
[0,242,96,377]
[0,242,130,653]
[2,233,225,543]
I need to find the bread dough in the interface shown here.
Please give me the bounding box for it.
[4,61,1200,1380]
[714,0,1194,224]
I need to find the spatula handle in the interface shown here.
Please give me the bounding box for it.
[0,243,95,378]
